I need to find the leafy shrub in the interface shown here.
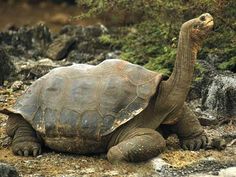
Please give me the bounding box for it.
[77,0,236,74]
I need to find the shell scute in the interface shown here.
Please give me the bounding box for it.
[58,109,80,137]
[45,108,57,137]
[79,110,101,139]
[69,77,98,113]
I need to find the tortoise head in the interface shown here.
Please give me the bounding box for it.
[181,13,214,43]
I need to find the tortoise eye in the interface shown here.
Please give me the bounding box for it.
[200,16,206,21]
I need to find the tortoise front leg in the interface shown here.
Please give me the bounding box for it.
[6,114,42,156]
[107,128,166,163]
[164,103,208,150]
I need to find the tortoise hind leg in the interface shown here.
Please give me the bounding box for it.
[107,128,166,163]
[6,114,42,156]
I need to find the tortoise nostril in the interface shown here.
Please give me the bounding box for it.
[200,16,206,21]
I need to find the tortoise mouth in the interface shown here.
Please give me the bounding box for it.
[202,19,214,33]
[206,20,214,28]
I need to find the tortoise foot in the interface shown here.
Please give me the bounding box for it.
[12,141,41,157]
[180,132,208,151]
[11,123,42,157]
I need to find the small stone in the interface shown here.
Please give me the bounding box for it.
[0,163,19,177]
[46,35,75,60]
[36,155,43,158]
[210,138,227,150]
[195,108,201,112]
[10,81,24,91]
[211,171,219,175]
[222,132,236,143]
[219,167,236,177]
[38,58,56,66]
[0,49,14,85]
[106,51,121,59]
[1,136,12,147]
[0,95,6,102]
[198,114,218,126]
[151,157,170,172]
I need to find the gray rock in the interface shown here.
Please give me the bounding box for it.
[207,54,226,68]
[83,25,107,38]
[0,95,7,102]
[0,24,52,57]
[13,58,62,80]
[59,24,116,64]
[10,81,24,91]
[151,157,170,172]
[222,132,236,143]
[67,51,94,63]
[1,136,12,148]
[219,167,236,177]
[0,49,14,85]
[60,24,107,41]
[0,163,19,177]
[189,102,218,126]
[46,35,75,60]
[210,137,227,150]
[0,24,118,80]
[106,51,121,59]
[188,60,215,101]
[189,174,215,177]
[202,73,236,117]
[198,113,218,126]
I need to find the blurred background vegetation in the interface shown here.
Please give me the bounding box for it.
[0,0,235,76]
[76,0,236,76]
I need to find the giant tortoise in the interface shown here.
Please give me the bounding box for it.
[0,13,214,163]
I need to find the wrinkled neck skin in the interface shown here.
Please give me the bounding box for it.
[153,26,201,124]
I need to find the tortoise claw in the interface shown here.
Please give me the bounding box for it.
[24,150,29,157]
[17,150,23,156]
[181,133,208,151]
[12,141,42,157]
[33,149,38,157]
[33,147,41,157]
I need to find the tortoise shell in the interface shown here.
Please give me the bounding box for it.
[5,59,162,140]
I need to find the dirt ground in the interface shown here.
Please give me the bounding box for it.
[0,86,236,177]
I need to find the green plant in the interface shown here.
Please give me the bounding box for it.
[98,34,112,45]
[144,47,176,76]
[77,0,236,74]
[218,57,236,71]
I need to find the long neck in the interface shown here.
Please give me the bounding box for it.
[155,28,200,113]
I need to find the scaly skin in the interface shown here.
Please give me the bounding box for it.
[107,128,166,163]
[160,103,208,150]
[173,104,208,150]
[6,114,41,157]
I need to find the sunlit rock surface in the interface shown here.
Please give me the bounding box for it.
[202,73,236,117]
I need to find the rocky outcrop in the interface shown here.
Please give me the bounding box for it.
[0,24,52,58]
[60,24,111,64]
[188,59,236,121]
[202,73,236,118]
[0,24,119,82]
[0,49,14,86]
[0,163,19,177]
[46,35,75,60]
